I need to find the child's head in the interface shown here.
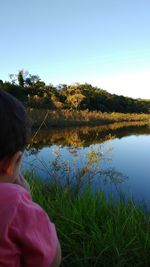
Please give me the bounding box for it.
[0,90,30,182]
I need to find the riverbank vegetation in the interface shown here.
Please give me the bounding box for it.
[29,109,150,128]
[24,147,150,267]
[25,172,150,267]
[1,70,150,114]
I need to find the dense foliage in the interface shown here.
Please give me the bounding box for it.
[1,70,150,113]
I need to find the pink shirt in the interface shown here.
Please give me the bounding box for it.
[0,183,58,267]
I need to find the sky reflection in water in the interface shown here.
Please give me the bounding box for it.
[22,125,150,208]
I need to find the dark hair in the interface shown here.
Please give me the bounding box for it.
[0,90,30,160]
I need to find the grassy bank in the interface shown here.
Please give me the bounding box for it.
[25,173,150,267]
[28,109,150,128]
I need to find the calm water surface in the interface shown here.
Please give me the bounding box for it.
[22,122,150,208]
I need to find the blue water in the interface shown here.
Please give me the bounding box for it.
[22,131,150,208]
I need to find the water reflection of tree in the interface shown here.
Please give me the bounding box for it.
[24,122,145,192]
[26,147,40,156]
[27,121,150,151]
[100,168,127,185]
[67,147,81,157]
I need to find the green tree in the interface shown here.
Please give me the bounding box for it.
[0,80,3,86]
[18,70,24,87]
[9,74,17,84]
[67,92,85,110]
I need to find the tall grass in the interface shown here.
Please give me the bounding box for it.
[28,109,150,128]
[25,172,150,267]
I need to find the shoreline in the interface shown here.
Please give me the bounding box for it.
[28,109,150,128]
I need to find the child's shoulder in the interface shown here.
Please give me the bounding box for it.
[0,182,45,217]
[0,182,30,201]
[0,183,31,214]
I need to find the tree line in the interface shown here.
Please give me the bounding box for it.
[0,70,150,113]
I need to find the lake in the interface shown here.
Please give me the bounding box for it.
[22,122,150,208]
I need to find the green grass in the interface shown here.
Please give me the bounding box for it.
[25,173,150,267]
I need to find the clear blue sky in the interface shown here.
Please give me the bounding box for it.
[1,0,150,99]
